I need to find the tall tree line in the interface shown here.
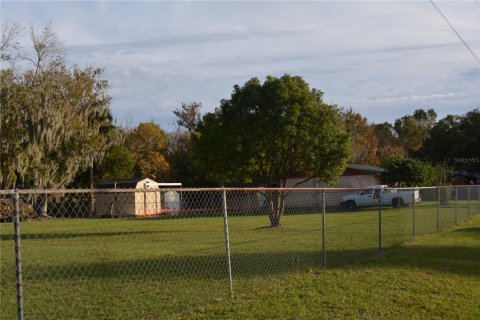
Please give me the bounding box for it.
[0,23,113,189]
[2,23,478,190]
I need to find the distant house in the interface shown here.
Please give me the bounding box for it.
[221,165,385,211]
[451,171,479,201]
[286,164,385,189]
[95,178,181,217]
[452,171,480,185]
[282,164,385,209]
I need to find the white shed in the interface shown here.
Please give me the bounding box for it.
[95,178,180,217]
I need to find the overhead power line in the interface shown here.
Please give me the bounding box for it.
[429,0,480,64]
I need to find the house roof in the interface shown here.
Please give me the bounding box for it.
[288,164,385,180]
[225,182,262,188]
[97,178,151,189]
[453,171,480,178]
[346,164,385,175]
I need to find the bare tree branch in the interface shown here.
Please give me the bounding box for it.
[26,21,65,76]
[1,22,22,62]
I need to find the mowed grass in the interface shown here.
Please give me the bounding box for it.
[1,200,479,319]
[186,216,480,320]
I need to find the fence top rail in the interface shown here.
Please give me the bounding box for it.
[0,185,472,195]
[2,187,357,195]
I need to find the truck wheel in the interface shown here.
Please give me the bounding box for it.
[392,198,404,208]
[346,200,357,211]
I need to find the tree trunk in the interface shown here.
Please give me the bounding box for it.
[265,190,285,227]
[40,194,48,217]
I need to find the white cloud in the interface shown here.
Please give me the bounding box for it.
[367,92,457,104]
[2,1,479,130]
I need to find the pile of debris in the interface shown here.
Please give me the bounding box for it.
[0,198,34,222]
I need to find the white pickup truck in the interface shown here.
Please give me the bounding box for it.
[340,185,420,210]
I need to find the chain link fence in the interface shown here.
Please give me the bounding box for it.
[1,185,479,319]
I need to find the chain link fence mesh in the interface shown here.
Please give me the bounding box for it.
[1,186,479,319]
[0,192,18,319]
[415,187,438,235]
[326,189,378,266]
[228,189,323,294]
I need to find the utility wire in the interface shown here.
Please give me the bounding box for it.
[429,0,480,64]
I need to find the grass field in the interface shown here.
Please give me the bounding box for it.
[188,215,480,320]
[1,200,479,319]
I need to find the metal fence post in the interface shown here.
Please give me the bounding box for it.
[436,187,440,231]
[321,189,326,268]
[455,186,458,224]
[378,191,382,254]
[478,185,480,213]
[412,188,416,237]
[467,186,470,218]
[222,189,233,297]
[13,191,25,320]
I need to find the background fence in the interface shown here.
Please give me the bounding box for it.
[1,186,479,319]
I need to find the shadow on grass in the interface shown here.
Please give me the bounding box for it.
[452,227,480,234]
[18,249,365,281]
[362,245,480,277]
[19,237,480,282]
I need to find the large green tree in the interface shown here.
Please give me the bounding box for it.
[193,75,351,227]
[420,109,480,172]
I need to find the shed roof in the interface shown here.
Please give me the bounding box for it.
[97,178,150,189]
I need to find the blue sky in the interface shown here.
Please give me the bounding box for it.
[1,1,479,131]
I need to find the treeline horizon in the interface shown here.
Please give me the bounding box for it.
[1,23,479,190]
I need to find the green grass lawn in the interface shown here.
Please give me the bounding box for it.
[1,201,479,319]
[185,215,480,320]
